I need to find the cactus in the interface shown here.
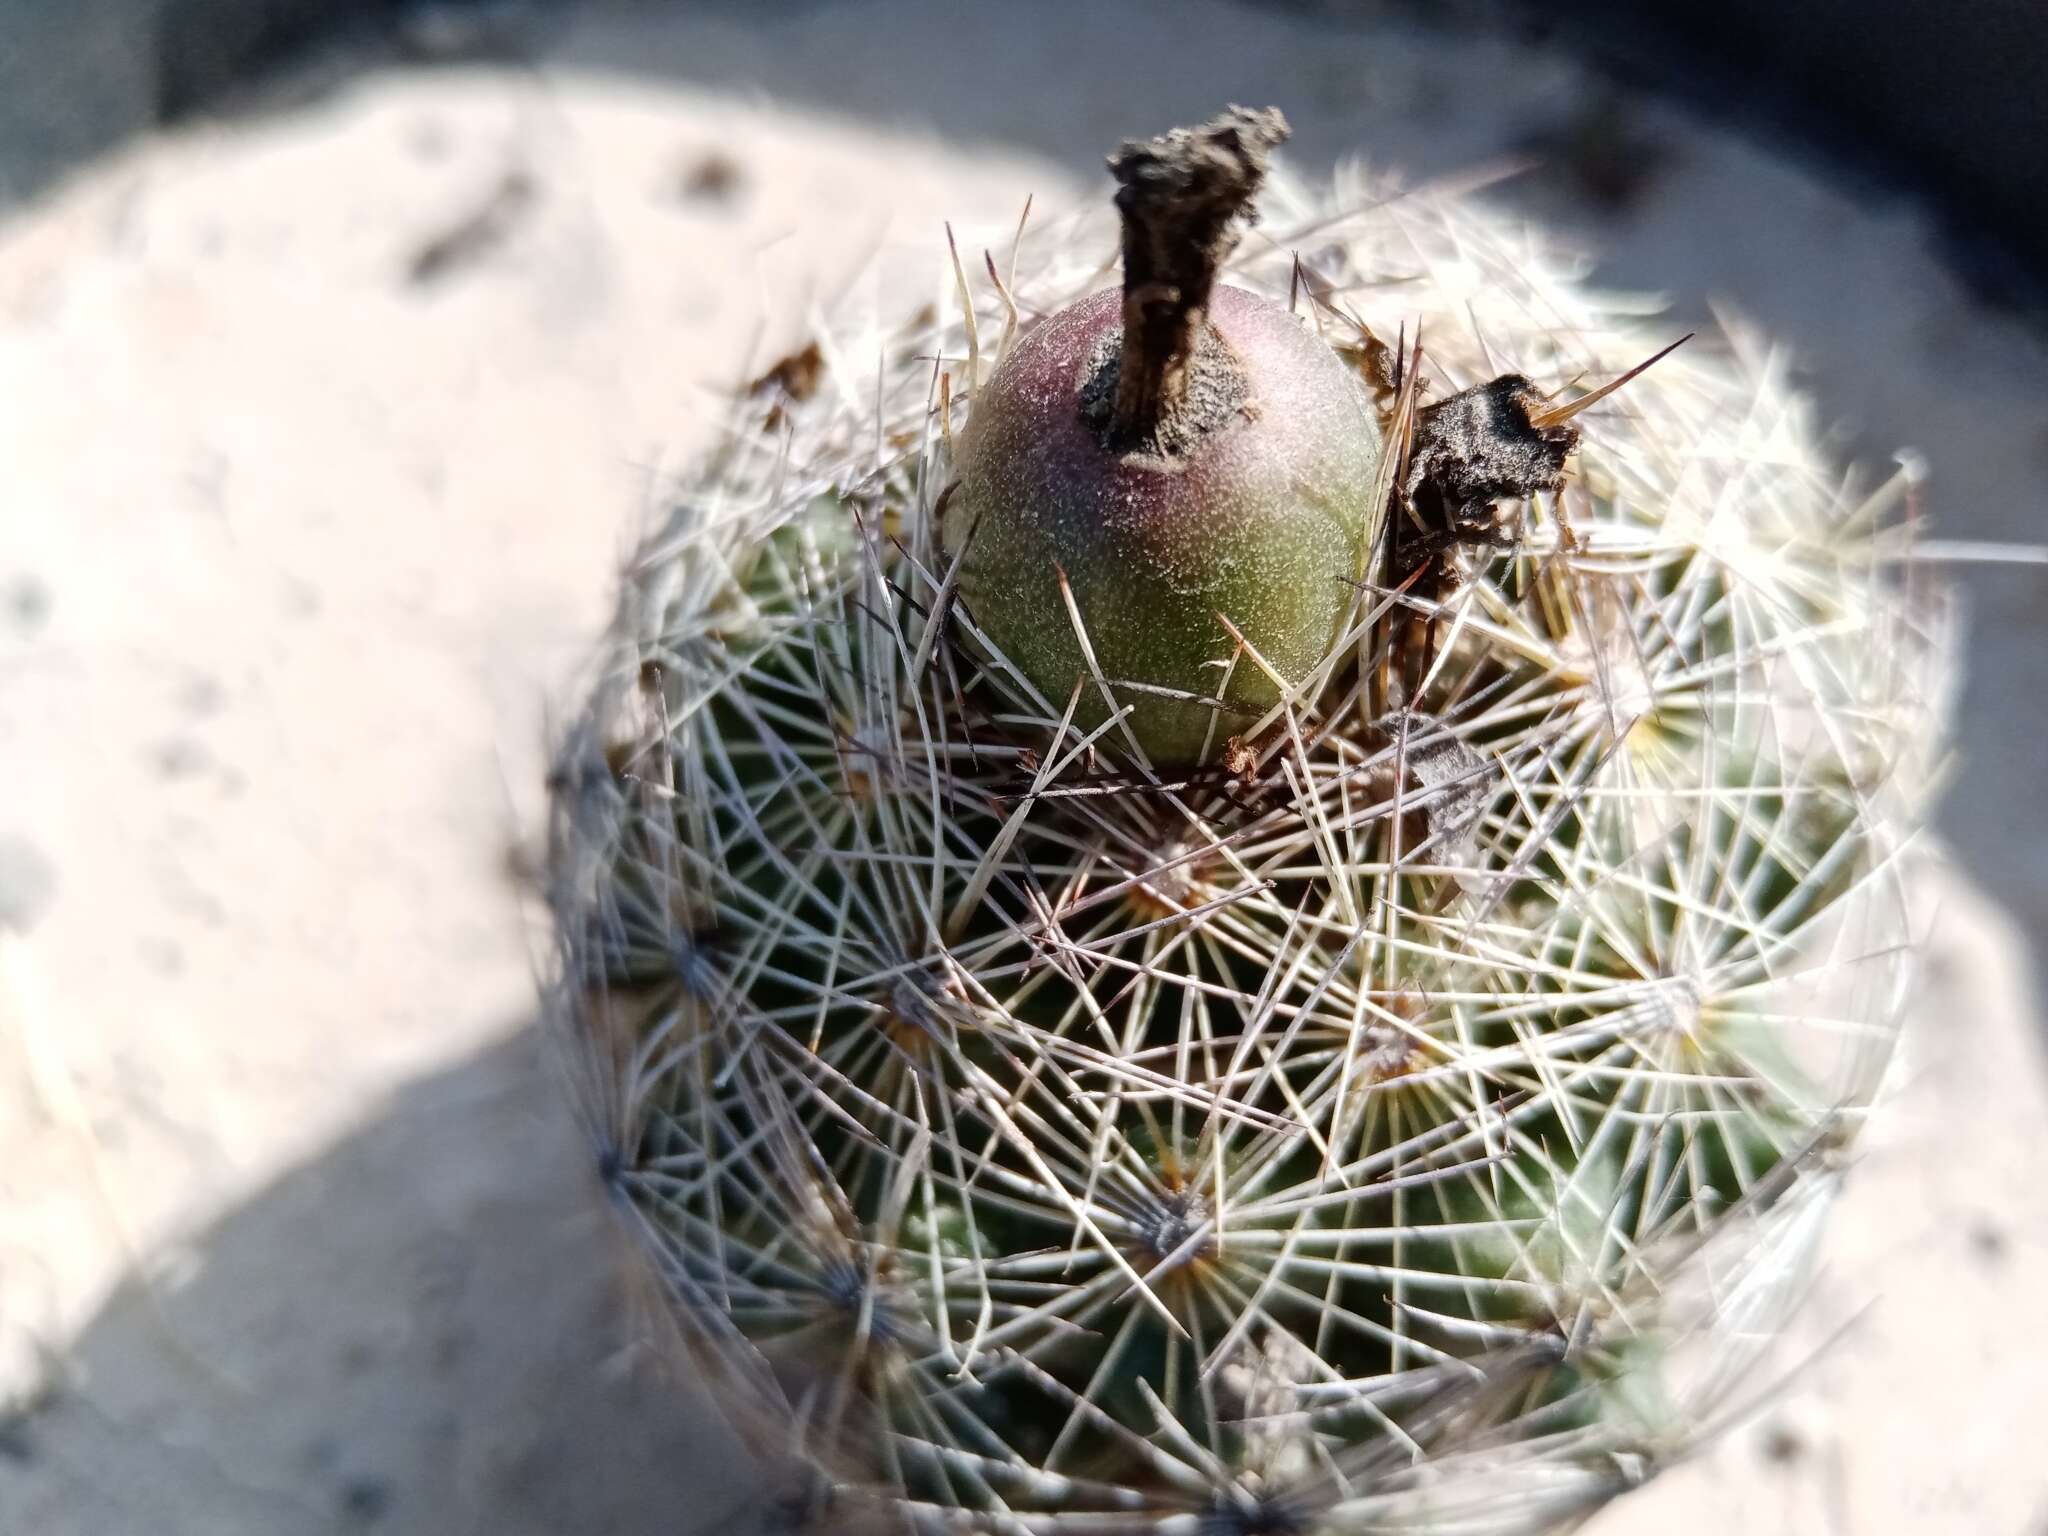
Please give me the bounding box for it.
[546,108,1949,1535]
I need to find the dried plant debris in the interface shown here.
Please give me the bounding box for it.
[750,340,825,403]
[680,149,745,204]
[1398,335,1692,565]
[1101,105,1289,451]
[404,165,535,288]
[1403,372,1581,549]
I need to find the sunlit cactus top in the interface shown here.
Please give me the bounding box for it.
[547,112,1950,1536]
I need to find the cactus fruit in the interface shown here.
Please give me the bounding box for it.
[547,106,1949,1535]
[944,110,1384,767]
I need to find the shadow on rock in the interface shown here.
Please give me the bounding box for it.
[1,1027,770,1536]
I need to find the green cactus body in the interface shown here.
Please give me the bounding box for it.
[548,151,1946,1535]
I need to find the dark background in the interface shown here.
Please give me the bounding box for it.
[10,0,2046,303]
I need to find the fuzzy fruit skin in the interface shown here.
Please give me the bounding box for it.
[945,284,1383,765]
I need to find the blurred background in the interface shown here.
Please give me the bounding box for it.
[3,2,2045,1532]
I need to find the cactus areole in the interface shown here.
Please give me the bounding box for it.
[943,108,1384,766]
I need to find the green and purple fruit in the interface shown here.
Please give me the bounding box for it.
[945,286,1383,765]
[942,110,1384,766]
